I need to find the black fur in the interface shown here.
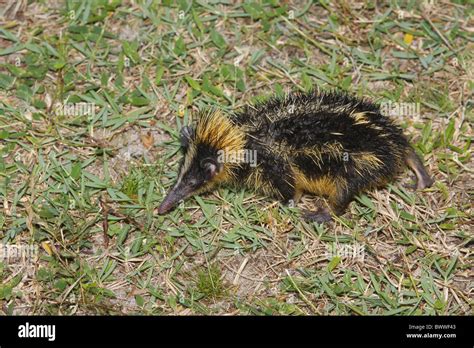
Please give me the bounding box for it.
[159,90,433,221]
[233,91,410,206]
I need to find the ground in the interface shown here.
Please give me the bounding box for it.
[0,0,472,315]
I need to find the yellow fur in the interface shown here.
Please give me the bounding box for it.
[193,109,247,183]
[195,109,246,153]
[293,169,338,199]
[351,111,370,125]
[352,152,383,172]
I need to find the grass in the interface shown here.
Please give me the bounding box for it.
[196,263,226,300]
[0,0,472,315]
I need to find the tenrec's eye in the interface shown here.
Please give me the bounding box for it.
[188,179,197,187]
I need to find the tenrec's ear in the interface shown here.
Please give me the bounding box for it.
[180,126,194,149]
[200,158,219,179]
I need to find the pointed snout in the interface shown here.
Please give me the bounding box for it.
[158,184,190,215]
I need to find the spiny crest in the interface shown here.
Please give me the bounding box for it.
[195,109,246,153]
